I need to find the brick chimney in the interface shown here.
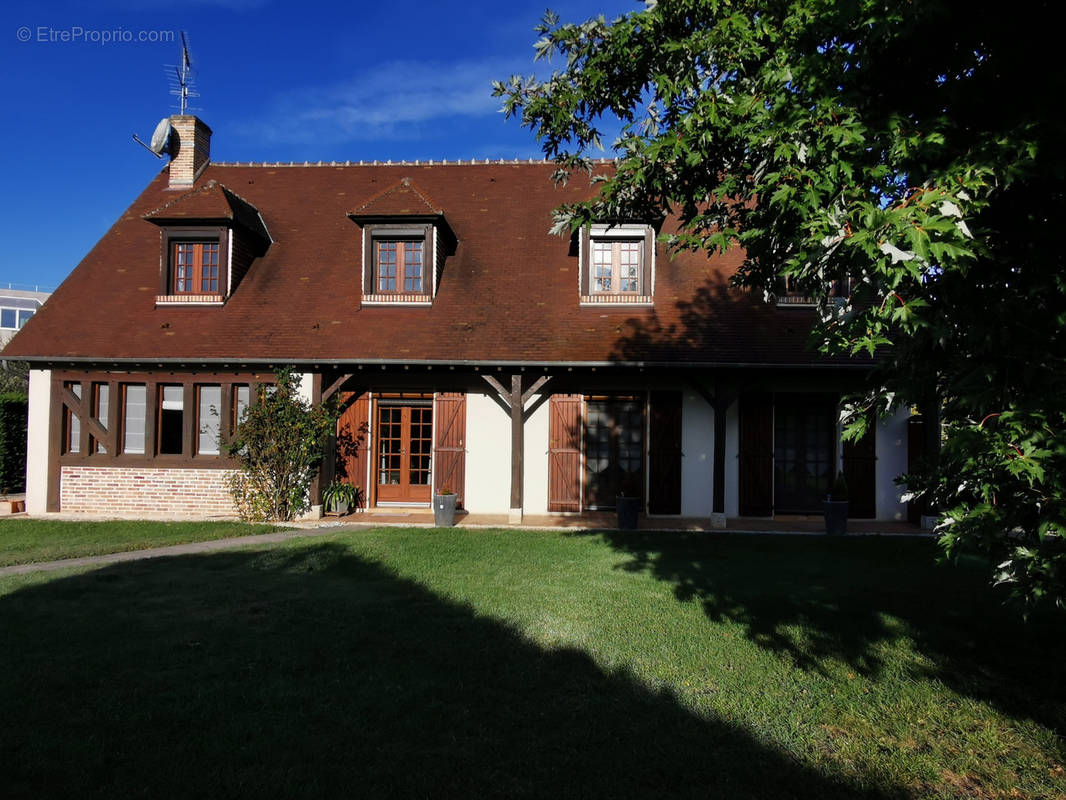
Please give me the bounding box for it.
[167,115,212,188]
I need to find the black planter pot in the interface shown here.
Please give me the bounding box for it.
[823,500,849,536]
[434,493,458,527]
[616,496,639,530]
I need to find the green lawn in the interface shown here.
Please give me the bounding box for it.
[1,526,1063,798]
[0,518,279,566]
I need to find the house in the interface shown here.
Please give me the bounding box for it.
[3,115,914,522]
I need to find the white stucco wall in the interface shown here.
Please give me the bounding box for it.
[296,373,315,404]
[679,391,715,517]
[875,406,910,521]
[463,391,512,514]
[25,369,51,514]
[522,395,550,515]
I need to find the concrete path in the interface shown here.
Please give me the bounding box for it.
[0,527,341,577]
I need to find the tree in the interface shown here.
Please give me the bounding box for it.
[0,361,28,394]
[495,0,1066,609]
[227,368,337,522]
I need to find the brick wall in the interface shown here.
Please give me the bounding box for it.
[60,466,237,515]
[168,115,211,188]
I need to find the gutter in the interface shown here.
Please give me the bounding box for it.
[11,355,874,371]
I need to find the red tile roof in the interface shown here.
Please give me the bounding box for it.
[4,160,859,369]
[349,177,442,217]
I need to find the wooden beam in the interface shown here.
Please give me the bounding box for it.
[713,399,728,514]
[520,375,551,406]
[310,373,328,507]
[59,384,109,447]
[686,377,716,410]
[322,373,353,402]
[481,374,510,405]
[510,373,523,514]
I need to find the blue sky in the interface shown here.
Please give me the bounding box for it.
[0,0,638,290]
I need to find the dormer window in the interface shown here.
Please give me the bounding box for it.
[349,178,453,307]
[580,224,655,305]
[144,180,270,307]
[156,228,229,303]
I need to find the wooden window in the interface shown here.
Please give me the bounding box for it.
[776,274,851,305]
[591,239,642,294]
[197,385,222,456]
[121,384,146,454]
[157,385,184,455]
[172,241,220,294]
[580,225,653,301]
[53,373,274,485]
[375,239,424,294]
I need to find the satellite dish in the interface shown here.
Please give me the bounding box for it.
[149,118,172,155]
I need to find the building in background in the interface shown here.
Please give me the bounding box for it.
[0,287,50,349]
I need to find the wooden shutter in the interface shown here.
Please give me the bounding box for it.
[336,392,371,504]
[738,392,774,516]
[843,413,877,518]
[648,391,683,514]
[548,394,582,512]
[434,392,466,507]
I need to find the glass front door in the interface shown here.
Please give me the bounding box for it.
[376,403,432,504]
[773,395,836,513]
[584,398,644,510]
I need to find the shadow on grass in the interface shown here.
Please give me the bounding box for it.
[1,542,895,799]
[578,531,1066,735]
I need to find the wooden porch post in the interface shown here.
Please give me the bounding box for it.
[482,373,552,524]
[713,401,728,515]
[510,374,523,522]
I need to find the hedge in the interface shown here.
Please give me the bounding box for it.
[0,392,28,494]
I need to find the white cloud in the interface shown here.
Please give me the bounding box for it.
[244,59,511,145]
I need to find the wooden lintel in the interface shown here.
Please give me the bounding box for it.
[322,373,354,402]
[520,374,551,406]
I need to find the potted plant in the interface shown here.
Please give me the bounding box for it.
[434,487,458,527]
[823,474,849,535]
[323,480,359,516]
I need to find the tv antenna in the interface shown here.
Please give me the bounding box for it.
[166,32,198,115]
[131,31,197,158]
